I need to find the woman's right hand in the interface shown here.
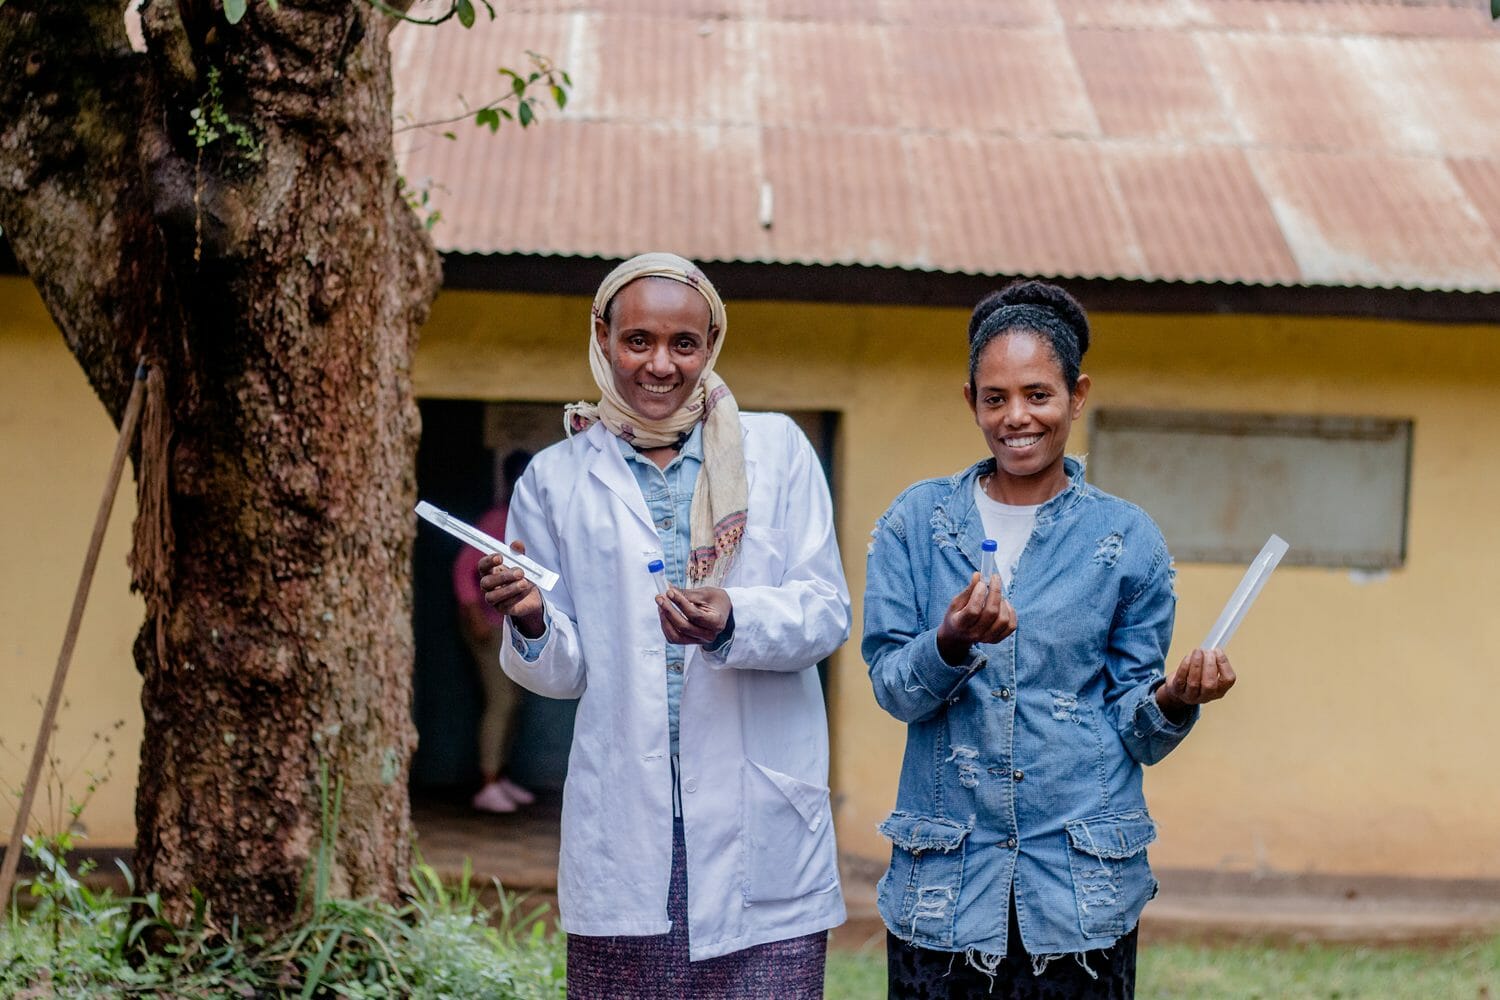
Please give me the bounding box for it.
[935,573,1016,666]
[479,541,546,638]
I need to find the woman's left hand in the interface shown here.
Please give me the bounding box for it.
[1156,648,1236,719]
[657,586,733,646]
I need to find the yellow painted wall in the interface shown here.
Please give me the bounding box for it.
[6,277,1498,883]
[0,276,144,848]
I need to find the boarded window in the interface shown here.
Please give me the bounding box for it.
[1086,409,1412,568]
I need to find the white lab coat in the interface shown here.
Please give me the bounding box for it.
[500,412,851,960]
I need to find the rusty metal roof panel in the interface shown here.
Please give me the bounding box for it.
[875,0,1059,27]
[1068,27,1235,141]
[1056,0,1198,30]
[1108,145,1301,284]
[1253,148,1500,290]
[1449,158,1500,242]
[1198,0,1494,39]
[1198,32,1413,153]
[753,22,898,129]
[578,14,758,124]
[759,127,923,267]
[908,135,1145,279]
[1359,36,1500,159]
[391,2,1500,292]
[882,24,1097,136]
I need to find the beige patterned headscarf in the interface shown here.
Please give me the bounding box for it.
[565,253,747,586]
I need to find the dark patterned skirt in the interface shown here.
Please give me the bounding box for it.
[887,894,1137,1000]
[565,817,827,999]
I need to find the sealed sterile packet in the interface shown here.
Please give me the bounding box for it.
[415,501,560,592]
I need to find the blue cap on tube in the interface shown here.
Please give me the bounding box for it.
[981,539,998,552]
[647,559,665,573]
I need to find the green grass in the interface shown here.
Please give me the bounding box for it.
[827,945,889,1000]
[1139,936,1500,1000]
[823,935,1500,999]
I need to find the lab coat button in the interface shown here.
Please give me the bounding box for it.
[684,778,698,793]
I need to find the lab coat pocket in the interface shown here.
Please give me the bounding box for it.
[736,525,789,586]
[742,760,838,904]
[1064,810,1159,939]
[876,812,971,949]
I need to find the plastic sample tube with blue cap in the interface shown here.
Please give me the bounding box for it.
[414,501,560,592]
[1202,534,1289,651]
[647,559,669,597]
[979,539,999,581]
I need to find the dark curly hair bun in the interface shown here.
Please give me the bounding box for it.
[968,280,1092,393]
[994,280,1090,357]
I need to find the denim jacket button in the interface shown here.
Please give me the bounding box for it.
[1013,770,1024,782]
[1007,837,1018,849]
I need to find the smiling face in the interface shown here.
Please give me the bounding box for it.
[964,330,1091,504]
[594,277,717,422]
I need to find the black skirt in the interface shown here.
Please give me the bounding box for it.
[886,893,1138,1000]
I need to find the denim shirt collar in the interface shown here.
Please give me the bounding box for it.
[615,421,704,467]
[936,456,1087,573]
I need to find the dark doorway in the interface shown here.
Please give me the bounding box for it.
[411,399,575,796]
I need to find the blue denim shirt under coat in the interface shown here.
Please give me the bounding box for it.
[863,456,1197,958]
[617,424,701,757]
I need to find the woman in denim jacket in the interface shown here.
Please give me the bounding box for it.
[864,281,1236,998]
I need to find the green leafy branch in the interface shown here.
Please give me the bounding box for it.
[396,50,571,136]
[216,0,487,29]
[360,0,496,29]
[394,51,571,230]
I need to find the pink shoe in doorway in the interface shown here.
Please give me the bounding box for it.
[471,781,517,814]
[498,776,535,805]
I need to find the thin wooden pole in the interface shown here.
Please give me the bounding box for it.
[1,362,148,914]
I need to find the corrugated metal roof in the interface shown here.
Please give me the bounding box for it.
[393,0,1500,291]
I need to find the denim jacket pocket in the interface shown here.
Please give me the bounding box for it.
[877,812,972,949]
[1063,810,1159,939]
[742,760,839,904]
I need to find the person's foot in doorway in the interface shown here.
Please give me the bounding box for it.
[472,780,518,814]
[498,776,535,805]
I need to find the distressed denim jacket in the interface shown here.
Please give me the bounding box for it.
[863,456,1197,959]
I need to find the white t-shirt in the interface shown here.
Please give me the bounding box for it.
[973,479,1040,584]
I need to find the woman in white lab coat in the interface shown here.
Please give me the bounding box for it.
[478,252,850,999]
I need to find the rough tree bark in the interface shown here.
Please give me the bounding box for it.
[0,0,441,930]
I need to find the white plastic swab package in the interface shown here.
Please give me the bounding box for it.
[415,501,560,592]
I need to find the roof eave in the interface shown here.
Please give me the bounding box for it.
[440,252,1500,326]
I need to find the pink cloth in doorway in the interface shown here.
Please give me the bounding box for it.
[451,506,509,628]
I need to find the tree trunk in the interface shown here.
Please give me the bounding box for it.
[0,0,440,929]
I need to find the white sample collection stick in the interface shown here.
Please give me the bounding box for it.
[1202,534,1289,650]
[414,501,560,592]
